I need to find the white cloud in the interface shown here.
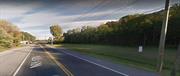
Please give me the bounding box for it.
[0,3,43,19]
[0,0,170,40]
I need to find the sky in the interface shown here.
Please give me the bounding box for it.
[0,0,179,40]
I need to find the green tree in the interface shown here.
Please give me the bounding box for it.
[50,24,63,43]
[21,32,36,42]
[0,20,21,47]
[0,28,13,48]
[63,3,180,46]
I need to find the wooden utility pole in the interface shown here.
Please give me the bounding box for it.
[157,0,170,74]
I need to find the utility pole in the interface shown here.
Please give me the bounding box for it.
[157,0,170,74]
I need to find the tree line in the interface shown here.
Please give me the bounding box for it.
[0,20,36,48]
[62,4,180,47]
[21,32,36,42]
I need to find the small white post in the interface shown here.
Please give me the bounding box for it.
[138,46,143,53]
[51,37,53,45]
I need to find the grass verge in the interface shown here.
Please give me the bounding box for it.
[54,43,179,76]
[0,45,23,52]
[0,46,9,52]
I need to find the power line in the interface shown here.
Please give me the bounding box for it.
[141,0,177,14]
[72,0,112,22]
[141,7,164,14]
[101,0,178,20]
[70,0,176,24]
[102,0,139,19]
[107,1,180,21]
[82,0,110,15]
[73,0,139,22]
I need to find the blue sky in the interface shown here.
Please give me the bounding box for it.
[0,0,179,40]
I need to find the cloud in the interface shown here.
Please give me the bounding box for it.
[0,2,43,19]
[0,0,179,40]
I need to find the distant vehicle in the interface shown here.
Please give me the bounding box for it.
[20,41,29,44]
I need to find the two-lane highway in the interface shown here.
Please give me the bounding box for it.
[15,45,124,76]
[0,44,158,76]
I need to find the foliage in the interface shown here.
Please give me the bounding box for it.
[0,20,21,47]
[21,32,36,42]
[63,4,180,47]
[50,24,64,43]
[0,20,35,48]
[0,28,13,47]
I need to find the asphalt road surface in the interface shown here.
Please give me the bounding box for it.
[0,44,159,76]
[0,46,32,76]
[16,45,123,76]
[16,45,66,76]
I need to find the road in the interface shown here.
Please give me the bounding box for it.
[0,46,31,76]
[0,44,159,76]
[15,45,66,76]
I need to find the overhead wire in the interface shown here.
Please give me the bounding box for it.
[68,0,179,25]
[72,0,112,22]
[140,0,177,14]
[102,0,139,19]
[72,0,139,22]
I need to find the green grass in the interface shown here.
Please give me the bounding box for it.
[54,43,179,76]
[0,45,22,52]
[0,46,9,52]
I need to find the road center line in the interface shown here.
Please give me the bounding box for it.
[40,45,74,76]
[13,46,33,76]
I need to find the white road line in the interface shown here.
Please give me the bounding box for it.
[12,47,33,76]
[60,48,129,76]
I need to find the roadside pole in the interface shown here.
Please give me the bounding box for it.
[157,0,170,75]
[22,34,24,41]
[51,37,53,45]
